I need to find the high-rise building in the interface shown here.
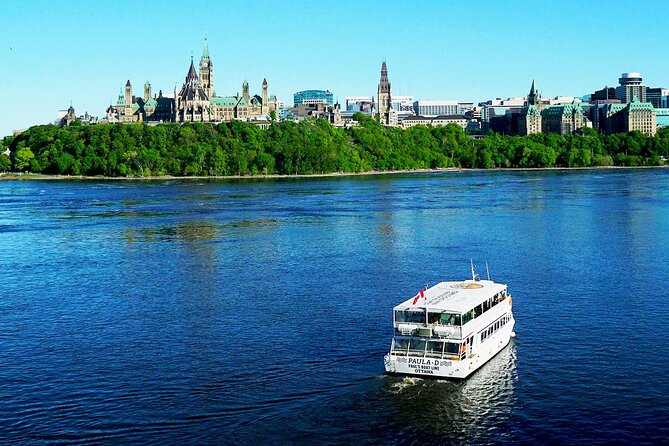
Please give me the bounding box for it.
[413,100,458,117]
[591,86,617,102]
[646,88,669,109]
[293,90,334,106]
[615,72,646,103]
[392,96,414,117]
[346,96,375,114]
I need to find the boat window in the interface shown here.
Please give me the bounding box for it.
[395,309,425,324]
[444,342,460,354]
[426,341,444,356]
[428,312,461,326]
[393,338,410,351]
[474,304,483,318]
[462,310,474,324]
[409,339,426,353]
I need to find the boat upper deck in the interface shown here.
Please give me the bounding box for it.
[394,280,507,314]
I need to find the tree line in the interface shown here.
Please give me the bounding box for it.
[1,114,668,176]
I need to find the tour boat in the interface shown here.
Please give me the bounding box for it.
[384,263,515,379]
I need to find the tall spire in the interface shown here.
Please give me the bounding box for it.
[527,79,539,106]
[187,58,198,80]
[380,61,389,88]
[202,35,210,60]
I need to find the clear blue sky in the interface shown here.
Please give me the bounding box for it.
[1,0,668,137]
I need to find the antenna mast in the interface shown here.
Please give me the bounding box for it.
[470,259,475,281]
[486,262,491,281]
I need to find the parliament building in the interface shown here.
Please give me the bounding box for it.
[106,38,278,124]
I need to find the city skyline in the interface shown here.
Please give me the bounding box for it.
[2,0,669,136]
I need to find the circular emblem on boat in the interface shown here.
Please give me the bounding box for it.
[451,282,484,289]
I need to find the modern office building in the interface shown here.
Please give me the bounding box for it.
[655,108,669,128]
[392,96,415,117]
[399,115,468,129]
[615,72,646,103]
[293,90,334,107]
[345,96,375,115]
[646,88,669,109]
[457,102,475,115]
[413,100,458,117]
[480,97,525,134]
[591,86,617,102]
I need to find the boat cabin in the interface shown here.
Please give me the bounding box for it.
[393,280,509,340]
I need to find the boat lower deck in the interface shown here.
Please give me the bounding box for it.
[385,321,515,379]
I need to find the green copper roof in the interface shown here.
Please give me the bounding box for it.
[202,37,210,60]
[628,97,654,111]
[211,96,239,106]
[144,98,157,107]
[116,95,125,106]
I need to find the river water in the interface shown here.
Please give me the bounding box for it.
[1,169,668,445]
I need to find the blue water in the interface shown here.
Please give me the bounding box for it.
[1,169,668,445]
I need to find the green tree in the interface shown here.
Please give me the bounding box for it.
[0,154,11,172]
[14,147,35,171]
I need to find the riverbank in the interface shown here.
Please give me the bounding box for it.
[4,119,668,177]
[1,165,666,181]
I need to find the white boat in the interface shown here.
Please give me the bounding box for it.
[384,263,515,379]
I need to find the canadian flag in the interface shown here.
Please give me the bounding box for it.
[412,289,425,305]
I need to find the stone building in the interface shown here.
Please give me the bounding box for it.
[541,102,587,135]
[377,61,397,126]
[175,58,211,122]
[518,81,543,135]
[105,38,277,124]
[518,81,588,136]
[599,97,657,135]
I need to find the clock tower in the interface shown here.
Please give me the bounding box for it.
[199,36,214,99]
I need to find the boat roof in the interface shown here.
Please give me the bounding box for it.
[394,280,507,313]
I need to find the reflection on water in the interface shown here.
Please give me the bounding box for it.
[381,343,517,441]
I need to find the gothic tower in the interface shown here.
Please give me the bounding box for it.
[124,80,132,107]
[200,36,213,99]
[527,80,540,106]
[377,61,392,122]
[144,81,152,101]
[242,80,250,102]
[261,78,268,115]
[176,57,211,122]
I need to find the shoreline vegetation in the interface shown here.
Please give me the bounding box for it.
[1,113,668,179]
[0,165,667,182]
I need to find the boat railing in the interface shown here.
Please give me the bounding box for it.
[394,323,463,339]
[390,346,466,361]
